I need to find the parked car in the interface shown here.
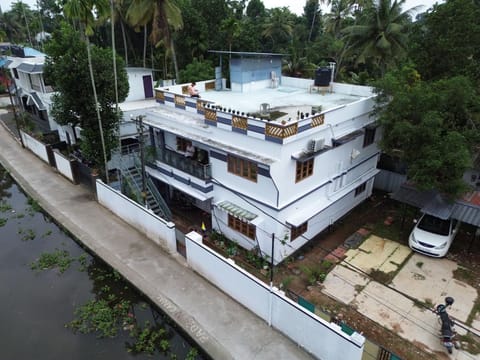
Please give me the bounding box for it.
[408,213,460,257]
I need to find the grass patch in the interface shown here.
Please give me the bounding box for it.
[466,297,480,326]
[369,268,395,284]
[458,333,480,354]
[453,266,476,287]
[412,298,434,311]
[299,260,333,286]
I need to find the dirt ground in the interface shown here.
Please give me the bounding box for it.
[273,191,480,360]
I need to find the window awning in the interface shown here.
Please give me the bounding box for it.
[26,92,46,111]
[216,200,257,221]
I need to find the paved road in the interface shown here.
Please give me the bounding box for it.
[0,112,314,360]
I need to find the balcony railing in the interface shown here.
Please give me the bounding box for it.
[153,147,211,180]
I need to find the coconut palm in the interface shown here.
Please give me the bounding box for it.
[110,0,131,65]
[262,7,294,50]
[126,0,183,81]
[324,0,355,38]
[342,0,417,76]
[64,0,111,183]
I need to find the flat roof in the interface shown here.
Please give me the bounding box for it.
[199,86,364,121]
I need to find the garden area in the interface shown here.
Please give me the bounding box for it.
[203,191,480,360]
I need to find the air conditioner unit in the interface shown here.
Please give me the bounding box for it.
[307,138,325,153]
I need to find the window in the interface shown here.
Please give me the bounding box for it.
[13,68,19,79]
[355,182,367,196]
[228,214,256,240]
[363,127,376,147]
[295,159,314,182]
[227,155,257,182]
[176,137,189,152]
[291,222,308,241]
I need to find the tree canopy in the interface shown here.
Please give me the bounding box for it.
[375,65,480,198]
[44,23,129,166]
[3,0,479,197]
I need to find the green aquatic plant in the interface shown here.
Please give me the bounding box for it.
[0,201,12,212]
[21,229,36,241]
[30,249,75,273]
[27,197,42,212]
[67,298,133,338]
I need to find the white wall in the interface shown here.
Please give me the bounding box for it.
[125,68,154,102]
[20,131,49,163]
[185,232,365,360]
[96,180,177,253]
[53,149,74,182]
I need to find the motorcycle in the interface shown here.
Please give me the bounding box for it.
[435,296,460,354]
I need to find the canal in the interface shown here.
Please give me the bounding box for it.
[0,165,207,359]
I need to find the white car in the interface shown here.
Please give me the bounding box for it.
[408,213,459,257]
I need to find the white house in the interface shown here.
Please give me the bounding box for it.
[6,50,155,145]
[135,52,380,264]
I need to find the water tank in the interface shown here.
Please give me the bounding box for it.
[314,67,332,87]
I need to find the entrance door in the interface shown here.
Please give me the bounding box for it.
[143,75,154,98]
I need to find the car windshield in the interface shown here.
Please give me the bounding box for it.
[417,214,451,236]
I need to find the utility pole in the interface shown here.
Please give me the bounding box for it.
[4,71,24,148]
[268,232,275,326]
[136,115,147,207]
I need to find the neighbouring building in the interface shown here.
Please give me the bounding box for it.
[132,51,380,264]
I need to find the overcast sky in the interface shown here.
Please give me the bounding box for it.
[261,0,444,15]
[0,0,443,16]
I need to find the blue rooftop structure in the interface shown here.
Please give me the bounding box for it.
[23,47,46,57]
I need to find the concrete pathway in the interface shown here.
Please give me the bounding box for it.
[323,236,480,360]
[0,114,313,360]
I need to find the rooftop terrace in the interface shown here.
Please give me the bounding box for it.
[160,77,374,124]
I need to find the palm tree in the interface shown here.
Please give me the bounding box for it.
[126,0,183,81]
[341,0,416,76]
[111,0,131,65]
[262,7,293,49]
[64,0,111,183]
[324,0,354,38]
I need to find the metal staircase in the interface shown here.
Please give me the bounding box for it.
[120,153,172,221]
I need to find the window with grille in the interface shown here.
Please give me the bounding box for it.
[227,155,258,182]
[295,159,314,182]
[228,214,256,240]
[363,127,376,147]
[291,222,308,241]
[355,182,367,196]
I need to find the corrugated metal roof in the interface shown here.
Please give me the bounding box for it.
[452,203,480,227]
[392,184,480,226]
[217,200,257,221]
[391,184,436,208]
[17,62,44,73]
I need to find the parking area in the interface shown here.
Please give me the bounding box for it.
[322,236,480,359]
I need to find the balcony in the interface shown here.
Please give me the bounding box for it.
[153,147,211,180]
